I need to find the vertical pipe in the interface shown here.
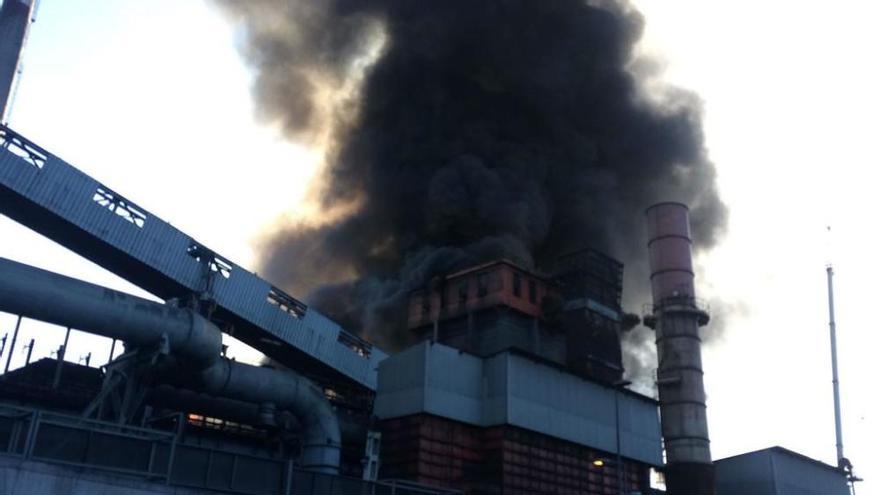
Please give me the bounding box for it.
[4,315,22,373]
[166,412,184,484]
[52,326,71,388]
[23,409,40,458]
[24,338,33,365]
[613,379,631,495]
[108,338,117,363]
[615,389,622,495]
[826,265,845,466]
[283,459,293,495]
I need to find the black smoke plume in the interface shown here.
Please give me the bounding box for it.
[215,0,726,381]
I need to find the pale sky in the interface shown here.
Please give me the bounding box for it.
[0,0,876,490]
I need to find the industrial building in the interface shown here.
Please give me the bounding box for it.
[0,1,861,494]
[715,447,849,495]
[378,254,662,492]
[0,122,664,494]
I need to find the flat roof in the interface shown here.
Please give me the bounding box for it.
[716,446,845,475]
[445,258,551,282]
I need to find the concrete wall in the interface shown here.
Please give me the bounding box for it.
[374,341,663,466]
[0,456,214,495]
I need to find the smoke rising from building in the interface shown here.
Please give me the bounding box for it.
[214,0,726,377]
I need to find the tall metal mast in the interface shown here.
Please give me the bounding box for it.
[825,264,844,466]
[826,263,862,493]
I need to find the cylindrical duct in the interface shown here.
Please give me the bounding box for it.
[148,385,281,427]
[147,385,366,441]
[644,203,714,495]
[0,256,341,473]
[0,0,33,122]
[200,360,341,472]
[0,256,221,366]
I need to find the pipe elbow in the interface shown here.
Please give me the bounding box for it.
[177,312,223,368]
[295,380,342,474]
[195,359,341,474]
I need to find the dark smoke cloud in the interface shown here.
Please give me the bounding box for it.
[215,1,727,369]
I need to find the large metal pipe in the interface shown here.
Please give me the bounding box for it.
[0,256,221,366]
[643,203,714,495]
[199,359,341,472]
[148,385,366,441]
[0,0,34,122]
[0,256,341,473]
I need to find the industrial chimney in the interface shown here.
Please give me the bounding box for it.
[643,202,715,495]
[0,0,35,122]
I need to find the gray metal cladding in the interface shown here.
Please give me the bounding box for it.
[374,341,663,466]
[715,447,849,495]
[0,126,386,390]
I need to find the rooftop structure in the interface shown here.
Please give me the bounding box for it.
[715,446,849,495]
[408,252,626,385]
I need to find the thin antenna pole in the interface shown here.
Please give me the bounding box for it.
[23,338,33,365]
[826,265,844,466]
[4,316,22,373]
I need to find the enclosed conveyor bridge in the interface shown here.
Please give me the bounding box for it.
[0,124,386,392]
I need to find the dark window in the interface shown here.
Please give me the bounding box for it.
[421,294,431,315]
[266,286,307,318]
[513,273,522,297]
[477,274,488,297]
[528,280,537,303]
[458,282,469,304]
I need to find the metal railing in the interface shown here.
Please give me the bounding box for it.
[0,404,460,495]
[642,295,709,316]
[0,124,48,169]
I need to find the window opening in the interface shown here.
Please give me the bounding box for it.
[187,242,232,279]
[92,186,147,228]
[266,286,307,318]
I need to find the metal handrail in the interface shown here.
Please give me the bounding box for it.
[0,124,48,169]
[0,404,462,495]
[642,296,709,316]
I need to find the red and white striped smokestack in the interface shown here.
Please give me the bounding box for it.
[647,202,697,305]
[644,202,715,495]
